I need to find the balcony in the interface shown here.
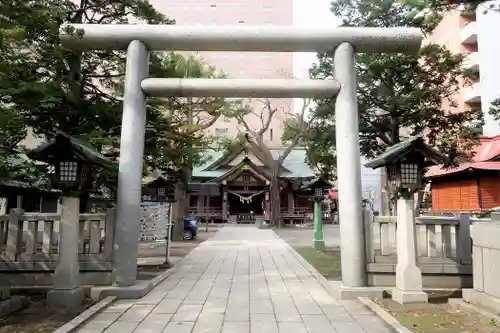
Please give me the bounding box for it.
[460,21,478,44]
[463,82,481,104]
[458,4,476,17]
[462,52,479,73]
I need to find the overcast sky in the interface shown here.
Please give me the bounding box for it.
[293,0,340,79]
[292,0,340,114]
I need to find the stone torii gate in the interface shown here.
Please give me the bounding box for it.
[60,24,422,296]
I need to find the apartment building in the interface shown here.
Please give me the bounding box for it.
[149,0,295,145]
[426,1,500,136]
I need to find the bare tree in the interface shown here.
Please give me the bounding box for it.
[363,187,379,211]
[234,97,311,227]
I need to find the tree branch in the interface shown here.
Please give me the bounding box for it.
[277,98,310,165]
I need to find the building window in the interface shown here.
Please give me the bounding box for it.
[210,4,216,8]
[263,21,273,26]
[238,20,245,24]
[263,68,272,74]
[263,5,273,12]
[215,128,228,136]
[269,128,274,141]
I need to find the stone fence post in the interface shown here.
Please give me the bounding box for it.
[47,196,84,307]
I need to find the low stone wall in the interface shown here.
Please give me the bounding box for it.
[463,222,500,313]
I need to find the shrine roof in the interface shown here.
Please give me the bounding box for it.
[426,135,500,179]
[192,147,314,179]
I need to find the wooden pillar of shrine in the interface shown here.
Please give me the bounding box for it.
[222,181,228,222]
[287,189,295,214]
[196,195,203,217]
[265,181,270,222]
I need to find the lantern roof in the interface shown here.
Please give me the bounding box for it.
[143,175,178,187]
[365,136,449,170]
[303,176,334,190]
[28,131,113,167]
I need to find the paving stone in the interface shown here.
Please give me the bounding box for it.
[133,313,172,332]
[250,298,274,314]
[136,291,169,305]
[118,304,155,323]
[201,298,227,314]
[224,306,250,321]
[192,313,224,333]
[301,314,337,333]
[162,322,195,333]
[103,321,139,333]
[339,299,373,315]
[277,322,308,333]
[222,321,250,333]
[330,320,368,333]
[80,311,121,330]
[104,300,136,313]
[250,314,279,333]
[152,298,182,314]
[171,304,203,322]
[271,296,301,322]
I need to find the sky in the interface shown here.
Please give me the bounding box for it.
[292,0,340,80]
[291,1,381,208]
[291,0,339,114]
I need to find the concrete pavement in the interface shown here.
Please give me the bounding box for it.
[77,225,393,332]
[274,225,341,248]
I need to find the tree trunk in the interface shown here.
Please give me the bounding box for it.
[414,190,424,216]
[171,181,187,241]
[270,175,281,228]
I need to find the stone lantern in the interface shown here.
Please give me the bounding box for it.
[306,177,333,251]
[28,131,113,308]
[365,136,448,305]
[28,131,113,196]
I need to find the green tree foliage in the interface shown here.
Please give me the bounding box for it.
[0,0,234,190]
[488,97,500,122]
[295,0,482,177]
[397,0,484,31]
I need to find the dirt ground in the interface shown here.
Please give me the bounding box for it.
[293,246,342,281]
[377,294,500,333]
[0,227,217,332]
[0,293,94,333]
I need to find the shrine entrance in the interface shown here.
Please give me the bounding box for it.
[228,187,265,215]
[225,178,268,223]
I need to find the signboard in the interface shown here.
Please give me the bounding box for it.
[139,203,169,242]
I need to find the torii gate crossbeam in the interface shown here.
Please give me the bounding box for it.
[60,24,423,294]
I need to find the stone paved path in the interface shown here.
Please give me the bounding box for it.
[78,225,393,332]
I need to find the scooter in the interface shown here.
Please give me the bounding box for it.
[183,217,198,240]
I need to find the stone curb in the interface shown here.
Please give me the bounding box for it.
[357,297,412,333]
[53,296,117,333]
[449,298,500,322]
[283,241,410,333]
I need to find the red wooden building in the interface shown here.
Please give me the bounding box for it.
[426,135,500,212]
